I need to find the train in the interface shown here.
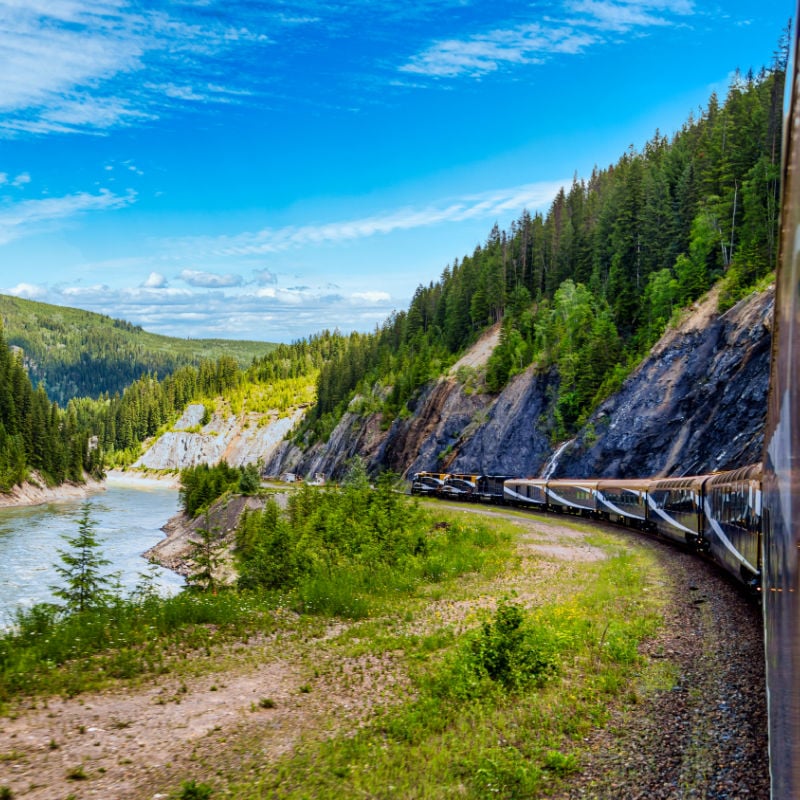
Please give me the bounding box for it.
[411,465,763,592]
[421,8,799,794]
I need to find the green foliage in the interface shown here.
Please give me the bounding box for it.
[0,585,278,704]
[0,292,275,406]
[291,57,785,441]
[187,513,222,593]
[175,779,214,800]
[51,504,115,615]
[237,478,511,617]
[179,462,243,517]
[435,599,559,700]
[0,323,96,489]
[237,463,261,495]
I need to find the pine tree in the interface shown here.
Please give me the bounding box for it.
[51,503,114,614]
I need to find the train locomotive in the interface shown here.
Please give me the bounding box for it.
[412,466,763,592]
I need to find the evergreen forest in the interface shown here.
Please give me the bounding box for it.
[306,48,787,440]
[0,293,276,406]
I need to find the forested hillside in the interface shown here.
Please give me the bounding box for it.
[0,324,100,490]
[0,294,276,406]
[301,49,785,444]
[2,43,786,489]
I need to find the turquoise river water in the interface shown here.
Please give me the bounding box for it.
[0,477,184,625]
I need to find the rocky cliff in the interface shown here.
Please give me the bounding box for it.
[133,402,306,471]
[135,285,772,482]
[554,285,772,478]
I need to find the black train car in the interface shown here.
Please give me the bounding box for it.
[410,472,448,496]
[703,463,762,588]
[474,475,513,503]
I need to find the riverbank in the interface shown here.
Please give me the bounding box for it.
[0,508,768,799]
[0,473,105,509]
[105,468,181,489]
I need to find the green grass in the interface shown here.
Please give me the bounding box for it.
[218,537,666,800]
[0,501,670,800]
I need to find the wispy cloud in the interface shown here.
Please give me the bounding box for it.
[0,189,135,244]
[179,269,243,288]
[401,0,694,79]
[164,181,566,258]
[3,278,400,341]
[0,1,309,136]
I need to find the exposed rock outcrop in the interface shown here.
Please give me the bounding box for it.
[134,403,305,470]
[145,493,272,578]
[135,286,773,483]
[554,286,773,478]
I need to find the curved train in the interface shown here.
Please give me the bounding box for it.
[411,464,763,592]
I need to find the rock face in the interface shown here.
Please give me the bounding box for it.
[136,286,773,482]
[554,286,773,478]
[134,403,305,470]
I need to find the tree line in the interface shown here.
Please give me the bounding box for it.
[0,38,787,488]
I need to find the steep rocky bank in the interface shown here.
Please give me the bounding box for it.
[135,286,772,482]
[555,285,772,477]
[133,402,306,471]
[262,285,772,481]
[0,473,104,509]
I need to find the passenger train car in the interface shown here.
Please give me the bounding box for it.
[413,466,764,593]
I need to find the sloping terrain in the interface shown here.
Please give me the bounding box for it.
[555,286,773,477]
[133,285,772,482]
[261,285,772,481]
[133,403,305,471]
[0,293,275,404]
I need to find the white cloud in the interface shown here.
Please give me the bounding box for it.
[0,1,277,136]
[401,24,595,78]
[0,189,135,245]
[401,0,694,79]
[179,268,243,288]
[253,268,277,285]
[165,180,566,258]
[142,271,168,288]
[351,291,391,303]
[5,282,47,299]
[11,172,30,187]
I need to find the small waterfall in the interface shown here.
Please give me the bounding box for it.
[539,438,575,479]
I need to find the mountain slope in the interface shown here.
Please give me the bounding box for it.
[0,293,276,405]
[248,283,771,481]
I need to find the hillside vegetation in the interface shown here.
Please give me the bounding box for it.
[298,51,786,444]
[0,293,276,406]
[0,41,786,490]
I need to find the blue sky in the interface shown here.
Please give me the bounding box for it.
[0,0,789,342]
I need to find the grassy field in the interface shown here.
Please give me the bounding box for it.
[0,499,669,800]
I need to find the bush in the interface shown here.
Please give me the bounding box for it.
[437,599,559,700]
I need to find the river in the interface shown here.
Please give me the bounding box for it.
[0,476,184,624]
